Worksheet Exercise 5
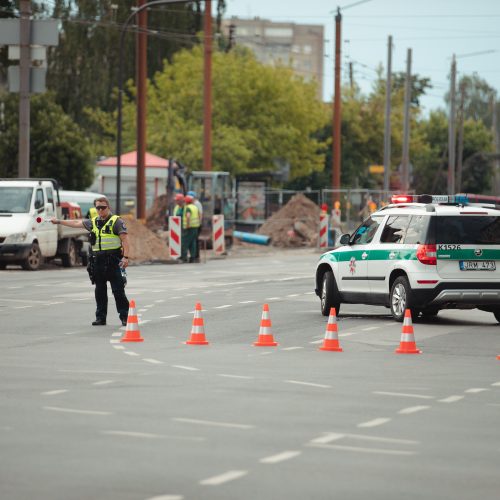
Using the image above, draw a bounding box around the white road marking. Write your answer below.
[124,351,140,356]
[239,300,256,304]
[14,305,33,309]
[304,292,315,295]
[93,380,115,386]
[265,297,281,301]
[281,346,304,351]
[7,286,22,289]
[161,315,180,319]
[465,388,489,393]
[491,381,500,386]
[285,380,331,389]
[41,389,68,396]
[173,418,254,429]
[155,299,165,303]
[171,365,199,371]
[139,308,148,312]
[113,345,126,350]
[312,443,417,456]
[260,351,273,355]
[215,305,232,309]
[46,301,64,305]
[171,296,182,299]
[339,332,362,337]
[101,430,204,442]
[357,418,391,428]
[309,339,323,344]
[362,326,379,331]
[438,395,464,403]
[143,358,164,365]
[63,331,79,335]
[139,320,151,325]
[398,405,430,415]
[145,495,183,500]
[112,332,122,337]
[110,339,121,344]
[43,406,112,416]
[309,433,419,445]
[200,470,248,486]
[373,391,434,400]
[217,374,254,380]
[286,294,300,298]
[260,451,301,464]
[310,433,345,444]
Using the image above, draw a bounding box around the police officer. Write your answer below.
[51,197,130,326]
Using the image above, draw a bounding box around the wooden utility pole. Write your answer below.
[136,0,148,219]
[448,54,457,195]
[456,81,466,193]
[492,92,500,196]
[332,8,342,199]
[203,0,212,171]
[401,48,411,192]
[383,35,392,192]
[19,0,31,178]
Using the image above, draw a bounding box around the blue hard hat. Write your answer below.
[187,190,197,198]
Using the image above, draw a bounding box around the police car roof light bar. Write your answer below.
[390,194,469,205]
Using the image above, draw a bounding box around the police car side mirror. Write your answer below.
[339,233,351,246]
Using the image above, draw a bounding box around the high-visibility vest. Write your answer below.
[88,206,98,219]
[183,204,200,228]
[91,215,122,252]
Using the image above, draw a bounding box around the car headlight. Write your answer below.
[4,232,28,244]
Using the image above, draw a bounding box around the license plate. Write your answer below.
[459,260,496,271]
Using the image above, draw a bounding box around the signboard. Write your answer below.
[8,66,46,93]
[237,181,266,222]
[0,19,59,46]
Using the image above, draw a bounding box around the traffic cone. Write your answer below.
[497,354,500,360]
[253,304,278,346]
[395,309,421,354]
[319,308,343,352]
[121,300,144,342]
[185,302,209,345]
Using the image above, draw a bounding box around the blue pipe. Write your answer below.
[233,231,271,245]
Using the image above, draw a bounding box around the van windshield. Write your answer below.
[434,216,500,245]
[0,187,33,213]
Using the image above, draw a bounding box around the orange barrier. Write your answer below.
[253,304,278,346]
[395,309,421,354]
[185,302,209,345]
[121,299,144,342]
[319,307,343,352]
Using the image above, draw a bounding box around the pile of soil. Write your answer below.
[146,194,168,231]
[123,216,170,263]
[257,193,320,247]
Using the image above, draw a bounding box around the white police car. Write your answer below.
[315,194,500,322]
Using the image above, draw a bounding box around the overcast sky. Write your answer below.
[224,0,500,113]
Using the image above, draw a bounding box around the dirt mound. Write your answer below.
[257,193,320,247]
[146,194,168,231]
[123,216,170,263]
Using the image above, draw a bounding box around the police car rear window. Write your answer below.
[434,216,500,245]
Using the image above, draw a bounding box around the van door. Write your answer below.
[33,188,51,255]
[44,186,58,255]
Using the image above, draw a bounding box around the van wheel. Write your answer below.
[390,276,416,322]
[22,243,42,270]
[62,240,78,267]
[320,271,341,316]
[494,311,500,324]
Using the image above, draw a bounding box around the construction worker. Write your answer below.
[329,201,343,246]
[183,194,201,263]
[188,190,203,261]
[50,197,130,326]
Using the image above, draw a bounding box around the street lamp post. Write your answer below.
[115,0,206,215]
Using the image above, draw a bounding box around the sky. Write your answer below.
[224,0,500,113]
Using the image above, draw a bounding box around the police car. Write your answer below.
[315,194,500,322]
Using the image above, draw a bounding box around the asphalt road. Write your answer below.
[1,249,499,500]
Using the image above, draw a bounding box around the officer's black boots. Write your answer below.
[92,319,106,326]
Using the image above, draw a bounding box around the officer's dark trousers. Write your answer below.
[93,253,129,321]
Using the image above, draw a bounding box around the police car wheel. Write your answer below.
[321,271,341,316]
[494,311,500,324]
[390,276,414,322]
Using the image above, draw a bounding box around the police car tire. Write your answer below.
[494,311,500,324]
[321,271,341,317]
[390,276,415,322]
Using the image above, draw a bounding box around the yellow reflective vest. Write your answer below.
[88,206,98,219]
[184,204,200,228]
[91,215,122,252]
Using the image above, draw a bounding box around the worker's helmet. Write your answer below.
[184,195,194,203]
[187,190,197,198]
[174,193,184,201]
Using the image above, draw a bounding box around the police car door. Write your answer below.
[338,216,383,297]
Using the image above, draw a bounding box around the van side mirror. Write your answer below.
[339,233,351,245]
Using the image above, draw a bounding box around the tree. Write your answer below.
[0,92,94,188]
[114,46,329,179]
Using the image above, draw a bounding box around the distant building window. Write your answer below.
[265,27,293,38]
[303,44,312,54]
[292,44,300,53]
[236,27,248,36]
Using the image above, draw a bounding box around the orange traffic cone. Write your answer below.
[121,300,144,342]
[319,308,343,352]
[185,302,209,345]
[395,309,421,354]
[497,354,500,360]
[253,304,278,346]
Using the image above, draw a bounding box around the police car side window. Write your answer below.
[351,216,381,245]
[404,215,431,244]
[380,216,408,244]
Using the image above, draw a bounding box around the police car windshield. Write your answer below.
[435,216,500,245]
[0,187,33,213]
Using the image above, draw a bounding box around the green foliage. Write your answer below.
[117,46,329,179]
[0,92,94,189]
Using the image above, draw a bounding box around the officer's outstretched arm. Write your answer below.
[51,218,85,228]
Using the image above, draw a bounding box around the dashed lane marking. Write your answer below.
[265,297,281,301]
[173,418,254,430]
[281,346,304,351]
[154,299,165,303]
[145,495,183,500]
[465,388,489,393]
[217,374,254,380]
[286,294,300,298]
[14,305,33,309]
[362,326,379,331]
[239,300,256,304]
[41,389,68,396]
[143,358,164,365]
[101,430,204,442]
[171,365,199,371]
[398,405,430,415]
[309,433,419,446]
[199,470,248,486]
[124,351,140,357]
[93,380,115,386]
[215,305,232,309]
[311,443,417,455]
[285,380,331,389]
[438,395,464,403]
[111,332,122,337]
[43,406,112,416]
[260,451,301,464]
[357,418,391,428]
[373,391,434,399]
[161,315,180,319]
[110,339,120,344]
[491,381,500,386]
[113,345,126,350]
